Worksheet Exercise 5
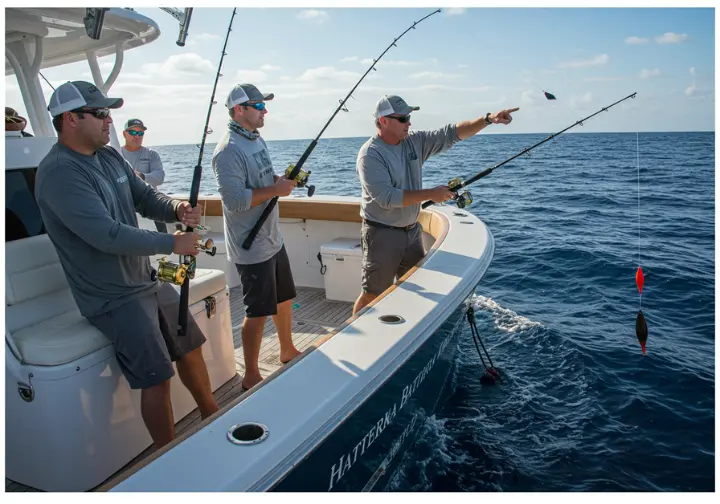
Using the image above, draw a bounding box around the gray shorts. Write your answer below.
[361,220,425,295]
[88,284,207,390]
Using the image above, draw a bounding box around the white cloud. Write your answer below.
[445,8,466,16]
[297,66,361,83]
[655,32,688,44]
[639,68,661,79]
[685,66,696,96]
[195,33,220,41]
[297,10,329,23]
[340,56,358,63]
[458,64,469,69]
[141,53,214,75]
[569,92,593,108]
[359,58,437,67]
[625,36,648,44]
[521,90,536,105]
[584,76,623,82]
[558,54,609,69]
[260,64,281,72]
[408,71,463,80]
[235,69,269,83]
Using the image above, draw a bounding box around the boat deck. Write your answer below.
[6,286,353,492]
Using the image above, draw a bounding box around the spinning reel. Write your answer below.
[285,164,315,197]
[448,178,473,209]
[150,236,217,286]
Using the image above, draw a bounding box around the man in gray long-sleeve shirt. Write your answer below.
[212,83,301,391]
[353,94,520,314]
[121,118,168,232]
[35,80,219,448]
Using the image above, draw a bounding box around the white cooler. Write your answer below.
[319,238,363,303]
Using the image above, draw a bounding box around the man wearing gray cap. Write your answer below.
[121,118,168,232]
[212,83,301,391]
[35,80,219,448]
[353,94,519,315]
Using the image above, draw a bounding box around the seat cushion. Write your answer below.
[12,308,112,366]
[5,234,69,305]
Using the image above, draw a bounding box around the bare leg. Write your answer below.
[176,347,219,419]
[140,380,175,448]
[272,299,301,364]
[353,292,378,316]
[241,315,266,389]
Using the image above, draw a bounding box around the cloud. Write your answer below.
[521,90,536,105]
[260,64,281,72]
[141,53,214,75]
[685,66,696,96]
[569,91,593,108]
[340,56,358,63]
[445,8,466,16]
[408,71,463,80]
[359,58,438,67]
[195,33,220,41]
[296,66,361,83]
[558,54,609,69]
[584,76,623,82]
[297,10,329,23]
[235,69,268,83]
[458,64,469,69]
[625,36,648,44]
[655,32,688,44]
[639,68,661,79]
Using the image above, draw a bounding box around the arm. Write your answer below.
[357,153,404,209]
[412,123,461,162]
[143,149,165,187]
[40,166,175,256]
[213,149,279,212]
[127,162,180,223]
[456,107,521,140]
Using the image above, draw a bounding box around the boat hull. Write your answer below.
[270,302,468,492]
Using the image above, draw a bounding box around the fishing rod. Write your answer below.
[241,8,442,250]
[150,9,237,337]
[421,92,638,210]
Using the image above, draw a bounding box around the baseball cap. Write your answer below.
[226,83,274,108]
[124,118,147,131]
[47,80,124,117]
[374,95,420,119]
[6,107,27,125]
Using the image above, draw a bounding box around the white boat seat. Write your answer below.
[6,234,227,367]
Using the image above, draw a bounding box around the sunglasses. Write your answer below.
[243,102,266,111]
[388,115,411,123]
[72,108,111,120]
[126,130,145,136]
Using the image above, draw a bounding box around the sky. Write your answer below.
[4,2,716,146]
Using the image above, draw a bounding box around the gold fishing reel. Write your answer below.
[285,164,316,197]
[447,178,473,209]
[150,237,216,285]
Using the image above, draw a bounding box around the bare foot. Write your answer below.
[242,372,263,391]
[280,347,302,365]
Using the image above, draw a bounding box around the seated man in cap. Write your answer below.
[212,83,301,391]
[353,94,520,315]
[121,118,168,232]
[35,80,219,448]
[5,107,33,136]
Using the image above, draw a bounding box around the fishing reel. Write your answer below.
[286,164,316,197]
[448,178,473,209]
[150,237,217,286]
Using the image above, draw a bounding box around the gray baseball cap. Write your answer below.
[124,118,147,130]
[47,80,123,117]
[374,95,420,119]
[226,83,274,108]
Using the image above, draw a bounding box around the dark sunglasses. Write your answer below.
[243,102,266,111]
[388,115,411,123]
[72,108,111,120]
[126,130,145,136]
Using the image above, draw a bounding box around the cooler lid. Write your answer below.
[320,238,363,258]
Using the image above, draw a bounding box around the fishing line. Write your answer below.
[635,131,648,355]
[39,71,55,90]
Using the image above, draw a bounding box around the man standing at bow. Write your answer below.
[353,94,519,315]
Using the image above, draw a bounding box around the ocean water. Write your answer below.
[153,131,715,492]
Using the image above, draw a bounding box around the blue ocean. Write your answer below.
[154,131,715,492]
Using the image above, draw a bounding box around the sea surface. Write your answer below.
[153,131,715,492]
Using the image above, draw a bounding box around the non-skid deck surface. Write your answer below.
[6,286,353,492]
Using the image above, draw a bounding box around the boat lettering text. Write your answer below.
[328,329,453,491]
